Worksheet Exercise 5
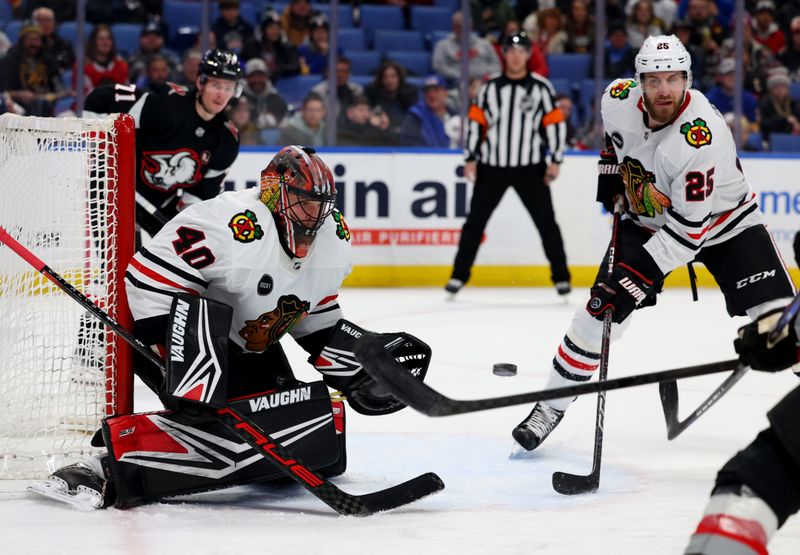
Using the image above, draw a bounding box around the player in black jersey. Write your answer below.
[84,48,243,237]
[685,306,800,555]
[73,50,243,388]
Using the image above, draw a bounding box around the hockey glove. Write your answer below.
[311,319,431,416]
[586,249,662,324]
[734,308,800,373]
[596,150,625,213]
[793,230,799,268]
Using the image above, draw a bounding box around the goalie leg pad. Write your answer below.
[102,381,346,508]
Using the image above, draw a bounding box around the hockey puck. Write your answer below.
[493,363,517,377]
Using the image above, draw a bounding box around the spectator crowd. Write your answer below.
[3,0,800,151]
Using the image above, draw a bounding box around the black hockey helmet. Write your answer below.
[502,32,531,51]
[199,48,244,96]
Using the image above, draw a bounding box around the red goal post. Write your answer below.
[0,113,135,479]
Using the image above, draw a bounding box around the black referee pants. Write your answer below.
[450,163,570,284]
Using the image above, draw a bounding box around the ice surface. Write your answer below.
[2,287,798,554]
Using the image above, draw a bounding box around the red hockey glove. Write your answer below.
[734,308,800,373]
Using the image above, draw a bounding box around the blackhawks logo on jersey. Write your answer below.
[609,79,637,100]
[239,294,311,351]
[680,118,712,148]
[619,156,671,218]
[228,210,263,243]
[332,209,350,241]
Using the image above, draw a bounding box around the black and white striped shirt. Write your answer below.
[465,73,566,168]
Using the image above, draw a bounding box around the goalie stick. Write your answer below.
[355,335,739,415]
[658,292,800,440]
[0,225,443,516]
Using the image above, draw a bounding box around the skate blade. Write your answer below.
[28,479,103,511]
[509,441,532,459]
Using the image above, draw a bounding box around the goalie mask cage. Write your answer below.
[0,114,134,479]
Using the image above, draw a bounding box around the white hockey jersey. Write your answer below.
[125,188,353,352]
[602,78,763,274]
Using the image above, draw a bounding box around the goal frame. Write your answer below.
[0,113,135,478]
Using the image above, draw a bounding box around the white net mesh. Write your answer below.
[0,114,131,479]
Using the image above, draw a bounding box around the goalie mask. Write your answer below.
[259,146,337,258]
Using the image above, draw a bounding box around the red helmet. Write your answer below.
[259,146,337,258]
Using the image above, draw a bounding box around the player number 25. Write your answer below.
[685,168,714,202]
[171,226,216,269]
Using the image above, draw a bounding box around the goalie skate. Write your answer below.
[512,403,565,451]
[28,462,110,511]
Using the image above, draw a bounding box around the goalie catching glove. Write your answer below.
[311,319,431,416]
[734,308,800,373]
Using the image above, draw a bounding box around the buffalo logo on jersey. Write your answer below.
[239,294,310,351]
[228,210,263,243]
[680,118,712,148]
[332,209,350,241]
[609,79,637,100]
[141,149,203,191]
[619,156,671,218]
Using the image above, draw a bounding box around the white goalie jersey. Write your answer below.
[125,188,353,352]
[601,78,764,274]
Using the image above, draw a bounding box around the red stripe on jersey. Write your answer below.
[687,194,756,240]
[695,514,768,555]
[130,258,200,295]
[557,345,599,371]
[317,294,338,307]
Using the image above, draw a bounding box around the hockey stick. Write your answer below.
[658,361,745,440]
[659,292,800,440]
[355,336,739,414]
[552,207,621,495]
[0,226,443,516]
[135,191,169,226]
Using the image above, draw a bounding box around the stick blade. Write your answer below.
[358,472,445,516]
[552,471,599,495]
[658,380,681,440]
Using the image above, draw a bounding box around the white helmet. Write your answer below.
[635,34,692,89]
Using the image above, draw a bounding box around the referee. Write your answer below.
[445,32,571,296]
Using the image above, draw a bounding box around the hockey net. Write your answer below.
[0,114,135,479]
